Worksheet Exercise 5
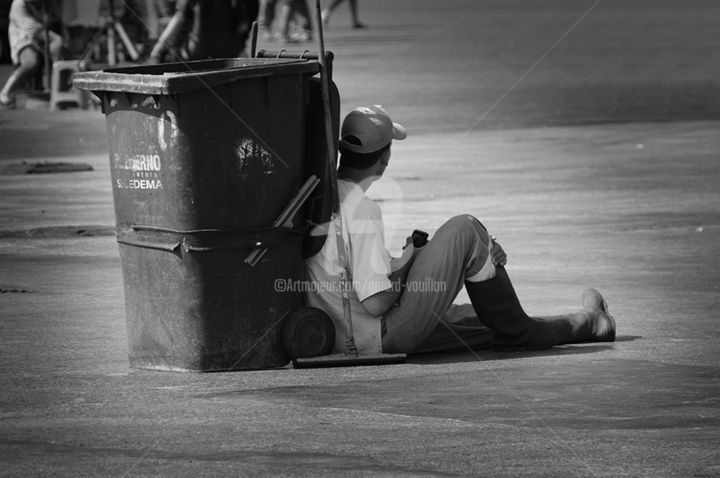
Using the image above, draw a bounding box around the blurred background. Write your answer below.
[1,0,718,140]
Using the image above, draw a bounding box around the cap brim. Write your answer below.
[393,122,407,141]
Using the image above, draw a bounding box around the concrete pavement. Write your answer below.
[1,0,719,476]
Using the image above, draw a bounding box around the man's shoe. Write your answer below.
[581,289,616,342]
[0,94,16,110]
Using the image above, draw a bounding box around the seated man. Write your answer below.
[305,105,616,355]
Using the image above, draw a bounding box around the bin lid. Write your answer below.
[73,58,320,95]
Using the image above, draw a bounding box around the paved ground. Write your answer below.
[1,0,719,476]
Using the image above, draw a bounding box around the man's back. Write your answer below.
[305,180,392,355]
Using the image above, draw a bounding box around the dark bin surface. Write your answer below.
[74,58,320,372]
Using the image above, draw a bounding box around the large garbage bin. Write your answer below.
[74,58,320,371]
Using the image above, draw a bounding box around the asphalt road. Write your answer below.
[1,0,719,476]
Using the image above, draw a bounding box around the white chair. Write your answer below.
[49,60,85,111]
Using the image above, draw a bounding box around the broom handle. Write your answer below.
[244,175,319,266]
[314,0,357,356]
[249,20,258,57]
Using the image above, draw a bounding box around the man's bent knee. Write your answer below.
[440,214,490,241]
[433,215,493,279]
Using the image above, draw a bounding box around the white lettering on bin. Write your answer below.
[113,153,164,190]
[116,179,163,190]
[114,153,162,172]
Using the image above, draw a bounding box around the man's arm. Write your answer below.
[360,238,419,317]
[360,289,400,317]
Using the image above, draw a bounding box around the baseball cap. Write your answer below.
[339,105,407,154]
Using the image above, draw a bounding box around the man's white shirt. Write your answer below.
[305,180,393,354]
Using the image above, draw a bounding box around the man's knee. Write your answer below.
[429,215,491,256]
[440,215,495,282]
[442,214,489,239]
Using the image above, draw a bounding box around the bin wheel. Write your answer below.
[281,307,335,359]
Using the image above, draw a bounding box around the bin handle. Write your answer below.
[116,224,305,254]
[117,236,182,253]
[128,224,300,236]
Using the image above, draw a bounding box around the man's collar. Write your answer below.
[338,177,373,193]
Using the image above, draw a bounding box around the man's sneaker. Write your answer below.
[581,288,616,342]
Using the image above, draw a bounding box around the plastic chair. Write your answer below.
[49,60,85,111]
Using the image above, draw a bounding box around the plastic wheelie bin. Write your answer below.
[74,58,320,371]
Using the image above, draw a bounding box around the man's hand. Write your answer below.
[390,239,418,281]
[491,236,507,267]
[363,235,425,317]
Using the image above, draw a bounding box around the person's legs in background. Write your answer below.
[321,0,364,28]
[274,0,313,43]
[257,0,277,41]
[347,0,364,28]
[290,0,312,41]
[274,0,295,42]
[0,46,41,108]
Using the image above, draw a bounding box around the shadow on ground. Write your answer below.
[408,341,636,365]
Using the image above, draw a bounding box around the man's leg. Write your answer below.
[382,214,615,354]
[412,304,494,354]
[382,215,496,354]
[465,266,616,348]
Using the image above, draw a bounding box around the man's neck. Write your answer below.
[338,167,377,192]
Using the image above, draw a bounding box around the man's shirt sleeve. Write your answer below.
[348,203,393,303]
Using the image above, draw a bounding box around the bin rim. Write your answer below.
[73,57,320,96]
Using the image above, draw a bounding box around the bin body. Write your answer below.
[74,59,319,371]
